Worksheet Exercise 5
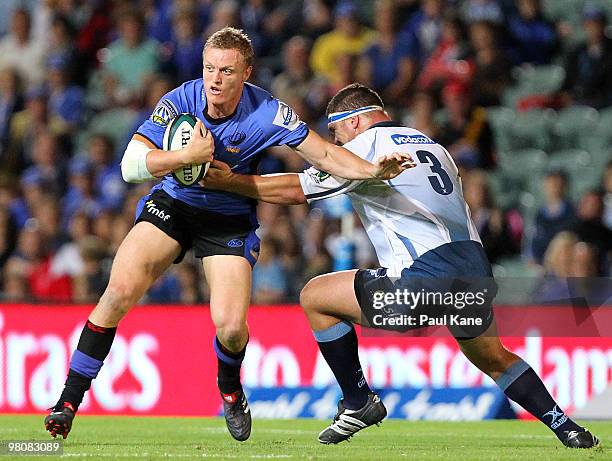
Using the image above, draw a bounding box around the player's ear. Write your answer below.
[243,65,252,81]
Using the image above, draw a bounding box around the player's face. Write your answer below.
[329,118,358,145]
[203,47,252,109]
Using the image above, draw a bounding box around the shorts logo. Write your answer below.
[272,101,301,131]
[150,99,178,127]
[308,170,330,184]
[391,134,434,145]
[145,200,171,221]
[227,239,244,248]
[544,405,568,429]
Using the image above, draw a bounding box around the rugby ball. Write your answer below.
[162,113,210,186]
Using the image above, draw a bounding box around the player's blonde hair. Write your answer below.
[204,27,254,68]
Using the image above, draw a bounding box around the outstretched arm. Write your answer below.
[202,160,307,205]
[293,130,410,181]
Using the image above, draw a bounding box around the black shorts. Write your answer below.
[134,189,260,265]
[354,242,497,340]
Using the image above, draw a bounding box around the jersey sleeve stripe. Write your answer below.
[135,132,161,149]
[304,180,354,200]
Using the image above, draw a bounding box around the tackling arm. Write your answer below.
[203,161,307,205]
[294,130,410,181]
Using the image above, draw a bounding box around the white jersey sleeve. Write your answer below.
[298,168,361,203]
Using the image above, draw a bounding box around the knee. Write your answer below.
[476,349,516,375]
[214,316,248,347]
[299,277,323,314]
[98,283,138,319]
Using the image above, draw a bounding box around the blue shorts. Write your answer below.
[354,241,496,339]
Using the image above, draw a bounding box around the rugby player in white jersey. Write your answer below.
[203,83,600,449]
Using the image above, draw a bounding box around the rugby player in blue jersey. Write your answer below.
[44,28,409,441]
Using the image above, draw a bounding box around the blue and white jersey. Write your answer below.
[299,122,482,277]
[136,79,309,215]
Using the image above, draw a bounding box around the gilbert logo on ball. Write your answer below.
[162,113,210,186]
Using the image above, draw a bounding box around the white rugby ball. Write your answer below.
[162,113,210,186]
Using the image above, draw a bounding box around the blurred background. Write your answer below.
[0,0,610,305]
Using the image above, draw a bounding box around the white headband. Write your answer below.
[327,105,384,126]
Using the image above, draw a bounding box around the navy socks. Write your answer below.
[58,321,116,410]
[496,359,582,439]
[314,321,370,410]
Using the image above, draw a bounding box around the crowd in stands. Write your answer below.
[0,0,610,304]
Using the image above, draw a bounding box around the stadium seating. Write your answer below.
[551,106,600,150]
[507,110,556,151]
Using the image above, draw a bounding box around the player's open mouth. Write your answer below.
[209,86,222,95]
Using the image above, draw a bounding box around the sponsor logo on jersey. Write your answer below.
[308,170,331,183]
[145,200,171,221]
[228,131,246,145]
[150,99,178,127]
[391,134,435,145]
[273,101,301,131]
[225,132,246,153]
[227,238,244,248]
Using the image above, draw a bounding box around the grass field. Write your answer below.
[3,415,611,460]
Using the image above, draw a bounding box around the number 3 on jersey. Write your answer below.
[416,150,454,195]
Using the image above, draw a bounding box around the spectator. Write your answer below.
[310,1,375,85]
[603,160,612,230]
[403,91,441,140]
[399,0,443,65]
[461,0,504,25]
[204,0,240,39]
[85,133,126,212]
[9,171,47,230]
[532,231,577,303]
[438,82,495,169]
[102,10,159,105]
[0,208,17,275]
[175,261,205,304]
[22,131,65,196]
[507,0,557,65]
[271,36,329,121]
[417,12,473,97]
[62,158,102,227]
[469,20,512,106]
[0,67,23,157]
[463,170,518,262]
[47,15,78,78]
[49,211,90,282]
[241,0,271,57]
[165,9,204,82]
[572,189,612,267]
[0,8,45,88]
[47,56,85,134]
[7,88,63,172]
[561,6,612,108]
[529,169,576,264]
[571,241,600,277]
[252,235,288,304]
[5,219,71,302]
[72,235,110,303]
[126,74,174,151]
[358,0,413,103]
[32,197,65,252]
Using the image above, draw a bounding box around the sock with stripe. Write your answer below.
[56,321,116,411]
[214,336,246,395]
[496,359,582,439]
[314,321,370,410]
